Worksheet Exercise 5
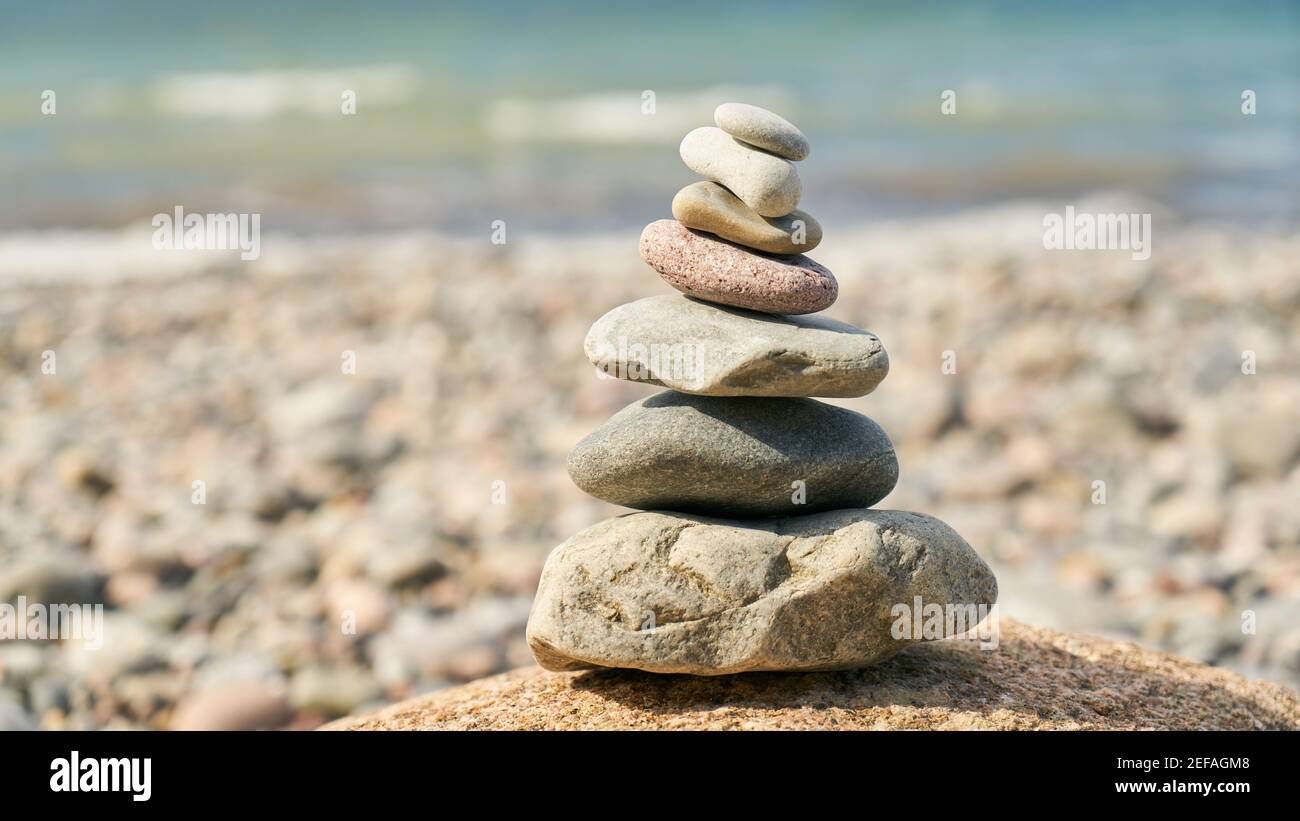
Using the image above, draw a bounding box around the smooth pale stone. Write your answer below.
[526,508,998,675]
[567,390,898,517]
[639,219,836,315]
[679,126,801,217]
[170,681,292,730]
[714,102,810,161]
[584,295,888,397]
[672,181,822,254]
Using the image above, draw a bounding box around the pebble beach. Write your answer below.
[1,193,1297,729]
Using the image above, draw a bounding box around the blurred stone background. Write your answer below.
[1,197,1297,729]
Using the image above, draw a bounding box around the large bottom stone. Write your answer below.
[526,509,998,675]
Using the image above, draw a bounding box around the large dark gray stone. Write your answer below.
[567,391,898,517]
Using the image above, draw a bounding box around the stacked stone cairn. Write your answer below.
[526,103,998,675]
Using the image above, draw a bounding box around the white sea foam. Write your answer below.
[150,64,418,120]
[484,86,791,145]
[0,224,457,286]
[0,225,241,285]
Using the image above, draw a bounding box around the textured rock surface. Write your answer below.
[714,102,810,161]
[672,182,822,254]
[639,219,836,315]
[584,295,888,397]
[325,618,1300,730]
[526,509,996,674]
[568,391,898,516]
[679,126,802,216]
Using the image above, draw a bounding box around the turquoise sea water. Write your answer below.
[2,1,1297,231]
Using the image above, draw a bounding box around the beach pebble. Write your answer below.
[679,127,801,216]
[365,547,446,589]
[672,181,822,254]
[0,643,46,683]
[170,680,291,730]
[445,645,502,681]
[368,599,532,685]
[0,697,38,732]
[106,570,159,607]
[584,295,888,397]
[28,679,71,718]
[639,219,836,315]
[289,666,382,718]
[325,578,393,636]
[714,102,809,161]
[64,613,166,681]
[54,448,116,497]
[527,509,997,674]
[567,391,898,517]
[0,554,102,606]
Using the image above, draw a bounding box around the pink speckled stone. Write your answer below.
[639,220,837,315]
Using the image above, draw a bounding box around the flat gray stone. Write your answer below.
[584,295,888,397]
[567,391,897,516]
[526,508,999,674]
[714,102,810,161]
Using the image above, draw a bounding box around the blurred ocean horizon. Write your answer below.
[2,0,1299,234]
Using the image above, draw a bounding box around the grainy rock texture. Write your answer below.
[526,509,997,674]
[679,126,802,216]
[567,391,898,516]
[639,219,836,314]
[325,618,1300,730]
[584,295,888,397]
[714,102,811,161]
[672,181,822,254]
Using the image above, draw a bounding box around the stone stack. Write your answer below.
[526,103,997,675]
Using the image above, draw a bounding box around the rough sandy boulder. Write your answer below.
[325,618,1299,730]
